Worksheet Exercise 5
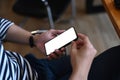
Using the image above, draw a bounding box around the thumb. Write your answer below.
[71,41,77,51]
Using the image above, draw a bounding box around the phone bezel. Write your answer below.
[45,27,78,55]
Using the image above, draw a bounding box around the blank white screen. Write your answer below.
[45,27,77,55]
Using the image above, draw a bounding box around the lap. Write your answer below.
[25,45,120,80]
[25,54,72,80]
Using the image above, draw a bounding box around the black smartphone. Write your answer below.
[45,27,78,55]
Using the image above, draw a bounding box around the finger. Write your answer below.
[48,53,58,59]
[77,33,90,44]
[77,33,94,48]
[71,41,77,49]
[54,50,60,56]
[52,30,65,36]
[54,49,65,57]
[70,41,77,56]
[77,33,87,40]
[76,40,84,49]
[60,48,65,52]
[56,30,65,34]
[47,56,52,60]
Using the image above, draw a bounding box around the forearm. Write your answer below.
[69,33,97,80]
[69,57,94,80]
[5,24,31,44]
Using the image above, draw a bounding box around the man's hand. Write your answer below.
[33,29,65,58]
[69,33,97,80]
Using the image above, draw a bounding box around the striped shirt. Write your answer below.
[0,18,38,80]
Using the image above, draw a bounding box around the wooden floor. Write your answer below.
[0,0,120,58]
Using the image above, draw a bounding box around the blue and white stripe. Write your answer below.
[0,18,38,80]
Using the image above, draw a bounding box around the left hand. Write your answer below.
[33,29,65,56]
[47,48,65,60]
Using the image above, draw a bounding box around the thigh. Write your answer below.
[88,45,120,80]
[25,54,72,80]
[25,54,54,80]
[47,56,72,79]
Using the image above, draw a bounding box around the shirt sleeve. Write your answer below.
[0,17,14,40]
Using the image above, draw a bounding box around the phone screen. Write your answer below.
[45,27,78,55]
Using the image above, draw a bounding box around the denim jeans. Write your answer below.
[25,54,72,80]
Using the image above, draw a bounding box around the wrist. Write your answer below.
[29,35,35,48]
[70,71,87,80]
[29,30,43,48]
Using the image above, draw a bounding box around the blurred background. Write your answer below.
[0,0,120,58]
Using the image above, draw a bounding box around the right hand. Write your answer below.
[70,33,97,72]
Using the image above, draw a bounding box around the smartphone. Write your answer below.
[45,27,78,55]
